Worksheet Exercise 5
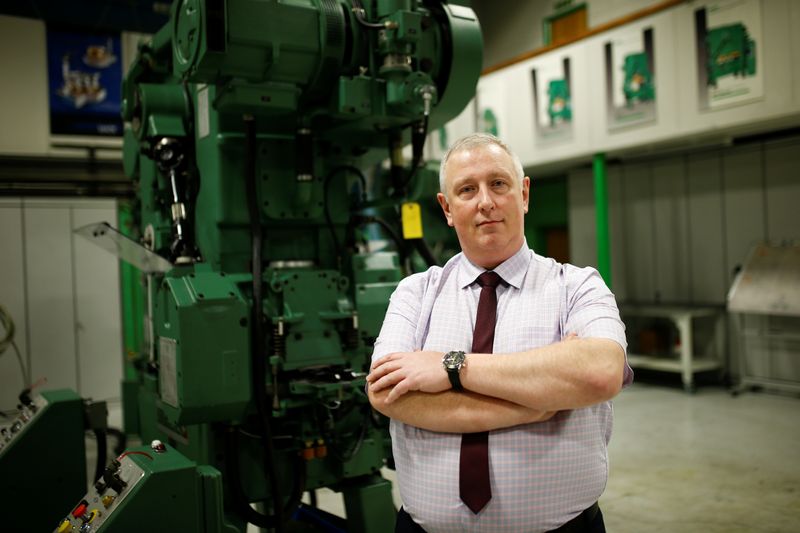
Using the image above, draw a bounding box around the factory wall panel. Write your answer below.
[566,166,629,300]
[686,151,727,304]
[23,204,78,393]
[567,169,597,271]
[764,140,800,244]
[0,198,121,409]
[0,201,29,409]
[654,158,692,303]
[621,164,656,302]
[568,137,800,309]
[607,166,628,301]
[722,145,766,286]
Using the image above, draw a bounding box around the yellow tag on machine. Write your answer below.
[401,202,424,239]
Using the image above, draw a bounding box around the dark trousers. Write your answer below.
[395,504,606,533]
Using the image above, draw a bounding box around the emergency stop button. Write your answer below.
[72,500,88,518]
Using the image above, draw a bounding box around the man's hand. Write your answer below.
[367,351,448,403]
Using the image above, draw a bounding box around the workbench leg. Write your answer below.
[678,316,695,393]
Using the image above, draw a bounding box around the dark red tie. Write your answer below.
[460,271,503,514]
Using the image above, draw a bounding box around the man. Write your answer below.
[367,133,632,532]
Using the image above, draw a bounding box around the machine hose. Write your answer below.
[351,0,385,29]
[243,115,286,531]
[224,426,307,529]
[0,304,30,388]
[413,237,438,267]
[92,428,107,483]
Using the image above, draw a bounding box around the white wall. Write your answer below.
[0,198,122,409]
[473,0,665,70]
[475,0,800,173]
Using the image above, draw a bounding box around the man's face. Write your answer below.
[437,144,530,269]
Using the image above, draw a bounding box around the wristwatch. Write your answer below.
[442,350,466,391]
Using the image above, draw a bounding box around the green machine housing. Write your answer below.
[115,0,482,531]
[0,389,86,533]
[53,442,227,533]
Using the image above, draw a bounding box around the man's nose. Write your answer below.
[477,186,495,210]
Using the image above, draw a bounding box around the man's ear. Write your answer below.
[522,176,531,214]
[436,192,454,227]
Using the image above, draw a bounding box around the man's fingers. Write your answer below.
[386,380,411,404]
[369,370,405,392]
[367,361,400,382]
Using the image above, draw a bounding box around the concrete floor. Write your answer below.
[85,382,799,532]
[603,384,799,533]
[288,383,800,532]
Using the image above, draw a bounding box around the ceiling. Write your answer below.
[1,0,171,34]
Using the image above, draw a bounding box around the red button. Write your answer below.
[72,502,88,518]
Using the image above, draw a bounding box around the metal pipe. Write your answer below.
[593,152,612,288]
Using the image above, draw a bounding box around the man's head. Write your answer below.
[437,133,530,270]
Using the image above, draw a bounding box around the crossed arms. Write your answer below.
[367,337,625,433]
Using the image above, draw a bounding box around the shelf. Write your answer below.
[620,304,727,392]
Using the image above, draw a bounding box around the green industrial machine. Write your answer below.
[54,442,227,533]
[67,1,482,532]
[547,78,571,125]
[622,52,654,107]
[706,23,756,87]
[0,389,87,533]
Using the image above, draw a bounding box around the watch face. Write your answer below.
[443,351,465,369]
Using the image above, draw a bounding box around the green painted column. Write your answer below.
[593,153,612,288]
[117,199,145,435]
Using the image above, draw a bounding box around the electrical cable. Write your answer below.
[92,428,108,483]
[0,305,30,387]
[244,115,287,532]
[353,215,408,266]
[400,114,430,192]
[106,427,128,457]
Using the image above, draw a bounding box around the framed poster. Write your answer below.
[531,55,573,144]
[695,0,763,110]
[46,28,123,137]
[604,26,656,130]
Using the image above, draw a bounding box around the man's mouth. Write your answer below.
[477,220,501,227]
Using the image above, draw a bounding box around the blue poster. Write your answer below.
[46,29,123,136]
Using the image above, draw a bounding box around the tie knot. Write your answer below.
[476,271,503,289]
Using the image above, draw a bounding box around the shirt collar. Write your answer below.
[457,241,531,290]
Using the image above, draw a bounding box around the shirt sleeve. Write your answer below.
[371,271,429,364]
[563,264,633,386]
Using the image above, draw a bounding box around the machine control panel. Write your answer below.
[53,454,145,532]
[0,394,48,455]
